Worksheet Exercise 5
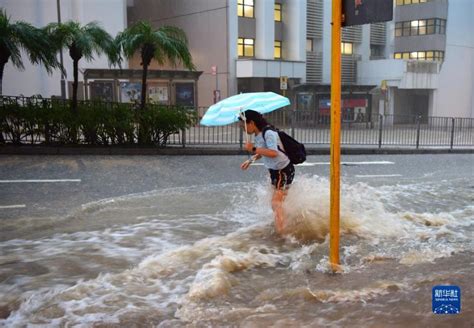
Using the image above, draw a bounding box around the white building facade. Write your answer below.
[357,0,474,119]
[0,0,127,99]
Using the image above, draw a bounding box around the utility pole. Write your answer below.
[329,0,342,272]
[328,0,393,272]
[57,0,66,99]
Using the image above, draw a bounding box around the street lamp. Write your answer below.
[57,0,66,99]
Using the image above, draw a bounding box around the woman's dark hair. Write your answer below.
[239,109,270,131]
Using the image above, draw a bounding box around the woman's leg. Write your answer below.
[272,188,287,234]
[269,165,293,235]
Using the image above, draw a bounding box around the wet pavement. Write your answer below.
[1,153,472,222]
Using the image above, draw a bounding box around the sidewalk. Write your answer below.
[1,144,473,156]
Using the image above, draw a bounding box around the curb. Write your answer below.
[0,145,473,156]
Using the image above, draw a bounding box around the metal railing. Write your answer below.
[1,96,473,149]
[168,109,473,149]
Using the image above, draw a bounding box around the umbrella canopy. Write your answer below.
[200,92,290,126]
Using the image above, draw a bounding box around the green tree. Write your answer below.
[116,21,195,110]
[0,9,59,95]
[46,21,119,113]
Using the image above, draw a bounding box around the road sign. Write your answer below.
[280,76,288,90]
[342,0,393,27]
[211,65,217,76]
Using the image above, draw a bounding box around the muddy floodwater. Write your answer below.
[0,156,473,327]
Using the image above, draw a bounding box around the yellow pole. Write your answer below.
[329,0,341,271]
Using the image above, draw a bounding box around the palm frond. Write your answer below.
[152,26,195,70]
[47,20,117,66]
[0,10,60,73]
[116,21,195,70]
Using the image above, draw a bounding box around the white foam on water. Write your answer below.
[282,175,413,241]
[186,246,283,300]
[1,224,274,326]
[278,176,473,268]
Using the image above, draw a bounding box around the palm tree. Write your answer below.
[45,21,119,113]
[0,9,59,95]
[116,21,195,110]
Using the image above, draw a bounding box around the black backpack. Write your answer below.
[262,126,306,165]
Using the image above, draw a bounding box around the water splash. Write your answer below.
[1,175,472,326]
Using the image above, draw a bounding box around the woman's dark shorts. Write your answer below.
[268,163,295,190]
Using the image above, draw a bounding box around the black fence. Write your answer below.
[168,107,473,149]
[1,96,473,149]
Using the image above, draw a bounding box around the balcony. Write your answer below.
[358,59,441,89]
[236,59,305,79]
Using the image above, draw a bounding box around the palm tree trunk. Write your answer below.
[140,44,154,111]
[72,59,79,114]
[137,63,149,144]
[0,60,6,96]
[140,63,148,111]
[138,45,154,143]
[0,61,6,143]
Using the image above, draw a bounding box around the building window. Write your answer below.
[238,37,254,57]
[306,39,313,52]
[238,0,254,18]
[341,42,353,55]
[370,45,384,58]
[395,19,447,36]
[396,0,429,5]
[395,23,403,37]
[274,3,282,22]
[403,22,410,36]
[274,40,282,59]
[394,50,444,61]
[438,19,446,34]
[412,51,425,60]
[426,19,436,34]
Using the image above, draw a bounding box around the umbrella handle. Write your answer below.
[240,110,249,144]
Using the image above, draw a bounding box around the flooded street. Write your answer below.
[0,154,473,327]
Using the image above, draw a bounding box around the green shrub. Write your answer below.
[0,96,197,146]
[138,105,196,146]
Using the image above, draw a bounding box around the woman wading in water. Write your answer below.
[239,110,295,235]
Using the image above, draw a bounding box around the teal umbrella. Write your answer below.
[200,92,290,126]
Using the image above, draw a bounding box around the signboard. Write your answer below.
[90,81,115,102]
[175,83,195,106]
[119,82,141,103]
[148,83,169,104]
[342,0,393,27]
[280,76,288,90]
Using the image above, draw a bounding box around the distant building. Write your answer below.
[128,0,473,119]
[127,0,306,117]
[357,0,473,119]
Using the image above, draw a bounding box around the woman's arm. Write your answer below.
[254,147,278,158]
[245,141,278,158]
